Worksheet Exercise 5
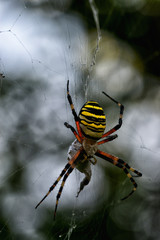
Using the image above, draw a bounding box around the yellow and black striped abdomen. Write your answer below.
[79,101,106,140]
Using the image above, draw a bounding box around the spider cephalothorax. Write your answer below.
[35,80,142,219]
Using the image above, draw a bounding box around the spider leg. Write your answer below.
[114,156,142,177]
[95,150,142,199]
[101,92,124,138]
[67,80,83,139]
[35,147,83,209]
[98,134,118,145]
[35,162,71,209]
[54,148,86,219]
[54,166,74,220]
[88,156,97,165]
[96,149,142,177]
[64,122,81,143]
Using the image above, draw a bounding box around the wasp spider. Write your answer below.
[35,80,142,219]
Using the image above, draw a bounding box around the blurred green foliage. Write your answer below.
[0,0,160,240]
[71,0,160,77]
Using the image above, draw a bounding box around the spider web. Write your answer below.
[0,1,103,239]
[0,0,160,240]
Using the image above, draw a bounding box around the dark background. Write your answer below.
[0,0,160,239]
